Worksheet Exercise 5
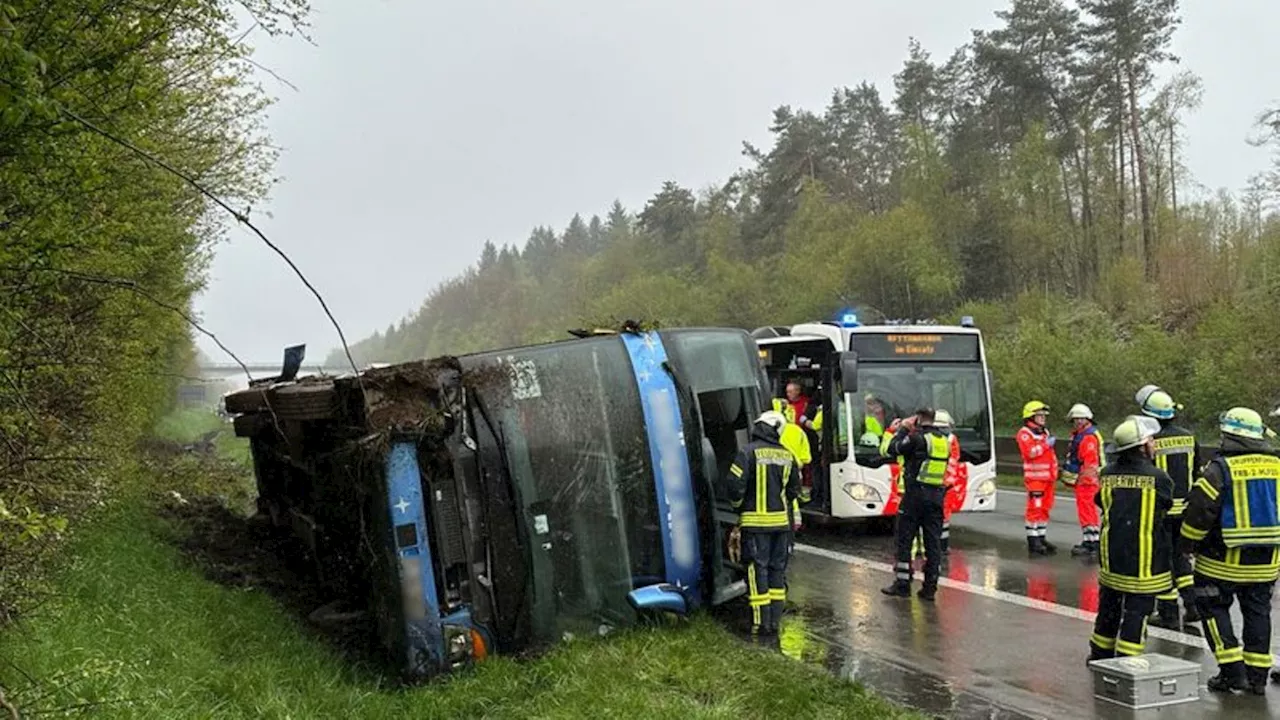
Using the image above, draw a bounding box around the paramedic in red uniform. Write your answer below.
[1061,403,1104,558]
[775,381,815,500]
[1018,401,1059,556]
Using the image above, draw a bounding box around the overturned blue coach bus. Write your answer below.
[224,326,768,679]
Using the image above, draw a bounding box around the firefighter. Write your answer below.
[1060,404,1105,558]
[935,409,965,555]
[1179,407,1280,695]
[1136,386,1201,628]
[1088,415,1173,661]
[1017,401,1060,556]
[880,407,949,602]
[726,410,801,640]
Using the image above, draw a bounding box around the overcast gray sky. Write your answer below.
[193,0,1280,364]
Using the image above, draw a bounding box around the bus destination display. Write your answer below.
[851,333,980,362]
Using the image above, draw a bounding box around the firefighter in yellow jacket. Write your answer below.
[1088,415,1174,662]
[727,411,801,639]
[1180,407,1280,695]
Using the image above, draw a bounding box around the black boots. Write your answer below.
[1070,540,1099,557]
[881,581,911,598]
[1207,670,1246,693]
[1028,537,1058,556]
[917,585,937,602]
[1151,601,1182,630]
[1207,664,1266,695]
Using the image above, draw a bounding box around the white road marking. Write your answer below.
[792,542,1206,649]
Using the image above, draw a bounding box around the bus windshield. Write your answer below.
[850,363,991,463]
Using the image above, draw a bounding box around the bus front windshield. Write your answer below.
[850,363,991,463]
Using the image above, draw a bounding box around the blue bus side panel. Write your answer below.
[385,441,444,674]
[621,331,703,605]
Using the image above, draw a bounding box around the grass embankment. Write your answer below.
[0,409,918,719]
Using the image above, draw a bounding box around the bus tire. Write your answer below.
[271,383,336,421]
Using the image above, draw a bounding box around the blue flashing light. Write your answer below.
[838,311,860,328]
[960,315,975,328]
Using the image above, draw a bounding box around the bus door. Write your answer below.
[755,338,843,511]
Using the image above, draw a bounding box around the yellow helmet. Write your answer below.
[1022,400,1049,419]
[1219,407,1266,440]
[1113,415,1161,451]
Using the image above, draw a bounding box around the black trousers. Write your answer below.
[894,485,945,589]
[1193,575,1275,683]
[742,528,791,633]
[1090,586,1156,659]
[1157,516,1195,607]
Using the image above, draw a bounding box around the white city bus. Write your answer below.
[753,314,998,525]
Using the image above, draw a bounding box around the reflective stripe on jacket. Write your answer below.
[1152,424,1197,517]
[887,425,951,489]
[728,434,800,529]
[1096,454,1174,594]
[1017,423,1058,489]
[1180,441,1280,584]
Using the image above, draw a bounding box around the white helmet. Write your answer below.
[1136,384,1179,420]
[1135,385,1161,407]
[1114,415,1161,451]
[934,409,954,429]
[1067,403,1093,420]
[755,410,787,432]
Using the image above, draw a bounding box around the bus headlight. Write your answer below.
[976,479,997,496]
[444,625,488,667]
[842,483,882,502]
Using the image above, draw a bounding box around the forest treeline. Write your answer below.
[334,0,1280,433]
[0,0,307,621]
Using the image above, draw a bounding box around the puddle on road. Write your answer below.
[714,603,1037,719]
[799,522,1112,615]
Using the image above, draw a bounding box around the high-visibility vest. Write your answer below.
[1217,454,1280,548]
[916,431,951,487]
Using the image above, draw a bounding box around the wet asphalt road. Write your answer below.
[780,489,1280,719]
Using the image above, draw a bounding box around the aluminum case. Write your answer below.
[1089,654,1202,710]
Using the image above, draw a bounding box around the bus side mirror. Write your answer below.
[627,583,689,616]
[839,352,859,392]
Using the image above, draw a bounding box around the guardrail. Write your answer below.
[994,435,1218,476]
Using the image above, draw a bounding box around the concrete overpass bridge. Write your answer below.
[194,362,353,381]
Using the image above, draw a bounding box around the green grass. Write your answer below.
[0,499,918,719]
[996,473,1024,490]
[152,406,250,466]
